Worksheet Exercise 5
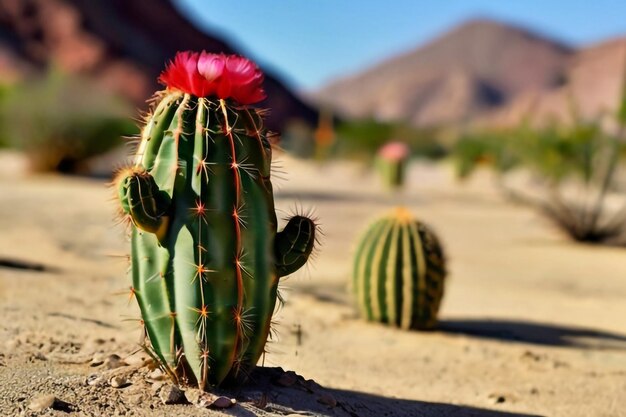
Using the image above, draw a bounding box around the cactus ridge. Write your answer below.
[353,208,446,330]
[116,92,316,388]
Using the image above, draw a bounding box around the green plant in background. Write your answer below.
[452,108,626,244]
[334,118,447,162]
[352,207,446,330]
[453,130,520,179]
[375,141,410,189]
[115,51,317,389]
[0,69,136,172]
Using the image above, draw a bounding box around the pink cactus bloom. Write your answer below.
[159,51,266,104]
[378,141,410,161]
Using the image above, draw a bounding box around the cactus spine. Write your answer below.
[352,208,446,330]
[116,92,316,389]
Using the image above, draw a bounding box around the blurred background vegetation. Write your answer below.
[0,0,625,245]
[0,69,136,173]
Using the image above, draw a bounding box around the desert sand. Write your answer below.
[0,153,625,417]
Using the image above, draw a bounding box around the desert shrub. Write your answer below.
[453,120,626,245]
[0,69,137,172]
[334,118,447,161]
[453,131,520,179]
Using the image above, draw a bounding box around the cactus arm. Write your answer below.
[274,215,317,278]
[117,170,171,241]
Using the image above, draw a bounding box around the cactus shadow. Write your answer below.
[438,319,626,350]
[235,367,541,417]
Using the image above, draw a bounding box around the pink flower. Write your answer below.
[378,141,410,161]
[159,51,266,104]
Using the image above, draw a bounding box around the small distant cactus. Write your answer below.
[115,51,317,389]
[375,141,410,189]
[352,208,446,330]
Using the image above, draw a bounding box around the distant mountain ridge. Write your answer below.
[0,0,317,131]
[317,18,624,128]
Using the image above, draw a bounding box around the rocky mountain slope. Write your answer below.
[0,0,317,131]
[316,19,573,127]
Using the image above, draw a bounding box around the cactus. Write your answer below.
[352,208,446,330]
[114,52,317,389]
[375,141,410,189]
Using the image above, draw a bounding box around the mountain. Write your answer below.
[481,37,626,128]
[316,19,574,127]
[0,0,317,131]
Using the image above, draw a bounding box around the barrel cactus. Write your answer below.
[114,51,317,389]
[352,208,446,330]
[375,141,410,189]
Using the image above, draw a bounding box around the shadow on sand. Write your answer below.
[439,319,626,350]
[229,367,541,417]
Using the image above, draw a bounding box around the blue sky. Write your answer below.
[175,1,626,91]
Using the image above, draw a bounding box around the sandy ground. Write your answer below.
[0,153,625,417]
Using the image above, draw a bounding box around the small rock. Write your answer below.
[103,354,127,370]
[274,370,298,387]
[90,354,105,367]
[317,392,337,407]
[33,352,47,361]
[110,376,130,388]
[159,384,186,405]
[28,394,56,412]
[196,392,236,409]
[86,374,104,386]
[184,388,202,405]
[303,379,322,392]
[148,368,167,381]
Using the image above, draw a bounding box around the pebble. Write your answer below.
[90,354,105,367]
[110,376,130,388]
[184,388,202,404]
[317,392,337,407]
[148,368,168,381]
[200,394,236,409]
[274,371,298,387]
[86,374,104,386]
[159,384,186,404]
[103,354,127,370]
[27,394,56,412]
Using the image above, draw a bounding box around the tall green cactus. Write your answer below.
[352,208,446,330]
[115,53,316,389]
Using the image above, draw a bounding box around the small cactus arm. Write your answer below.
[352,207,446,330]
[115,94,316,389]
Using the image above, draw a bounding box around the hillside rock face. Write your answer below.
[484,38,626,129]
[0,0,317,131]
[317,19,574,127]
